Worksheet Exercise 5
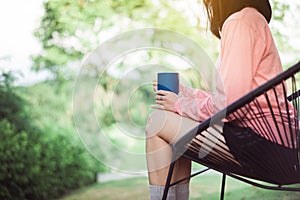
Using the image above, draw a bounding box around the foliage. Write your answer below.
[270,1,300,66]
[33,0,300,76]
[0,72,31,133]
[0,119,98,200]
[33,0,149,74]
[0,120,37,200]
[33,0,215,76]
[0,73,103,199]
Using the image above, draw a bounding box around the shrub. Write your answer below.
[0,73,100,199]
[0,119,99,200]
[0,120,38,199]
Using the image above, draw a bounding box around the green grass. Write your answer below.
[59,172,300,200]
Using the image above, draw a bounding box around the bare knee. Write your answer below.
[145,110,167,139]
[145,110,185,143]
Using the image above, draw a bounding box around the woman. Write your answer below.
[146,0,291,199]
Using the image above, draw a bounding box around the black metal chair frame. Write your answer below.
[162,61,300,200]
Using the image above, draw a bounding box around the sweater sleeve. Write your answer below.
[179,84,213,99]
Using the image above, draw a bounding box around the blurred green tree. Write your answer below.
[33,0,213,77]
[33,0,298,76]
[0,71,102,199]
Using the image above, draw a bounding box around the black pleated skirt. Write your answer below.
[223,123,300,185]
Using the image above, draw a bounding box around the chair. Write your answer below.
[162,61,300,200]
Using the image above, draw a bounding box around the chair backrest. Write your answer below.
[173,61,300,185]
[223,62,300,184]
[225,66,300,149]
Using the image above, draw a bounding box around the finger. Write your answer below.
[156,90,171,96]
[153,80,158,92]
[156,100,164,104]
[156,95,164,101]
[150,104,164,110]
[152,80,157,87]
[155,99,166,107]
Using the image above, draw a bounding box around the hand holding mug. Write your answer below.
[155,90,178,112]
[152,72,179,111]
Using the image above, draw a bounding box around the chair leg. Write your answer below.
[220,173,226,200]
[162,161,176,200]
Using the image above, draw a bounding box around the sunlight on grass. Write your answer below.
[59,171,300,200]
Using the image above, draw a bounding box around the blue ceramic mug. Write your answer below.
[157,72,179,94]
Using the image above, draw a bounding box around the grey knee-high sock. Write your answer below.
[149,185,176,200]
[176,183,190,200]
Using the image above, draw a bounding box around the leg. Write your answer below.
[145,110,240,200]
[146,110,198,200]
[146,110,198,185]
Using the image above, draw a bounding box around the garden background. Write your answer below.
[1,0,300,199]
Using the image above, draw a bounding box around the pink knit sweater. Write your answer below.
[173,7,295,147]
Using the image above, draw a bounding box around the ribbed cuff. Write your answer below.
[174,100,182,115]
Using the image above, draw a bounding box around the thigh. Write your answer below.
[146,110,199,143]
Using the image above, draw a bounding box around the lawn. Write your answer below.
[59,170,300,200]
